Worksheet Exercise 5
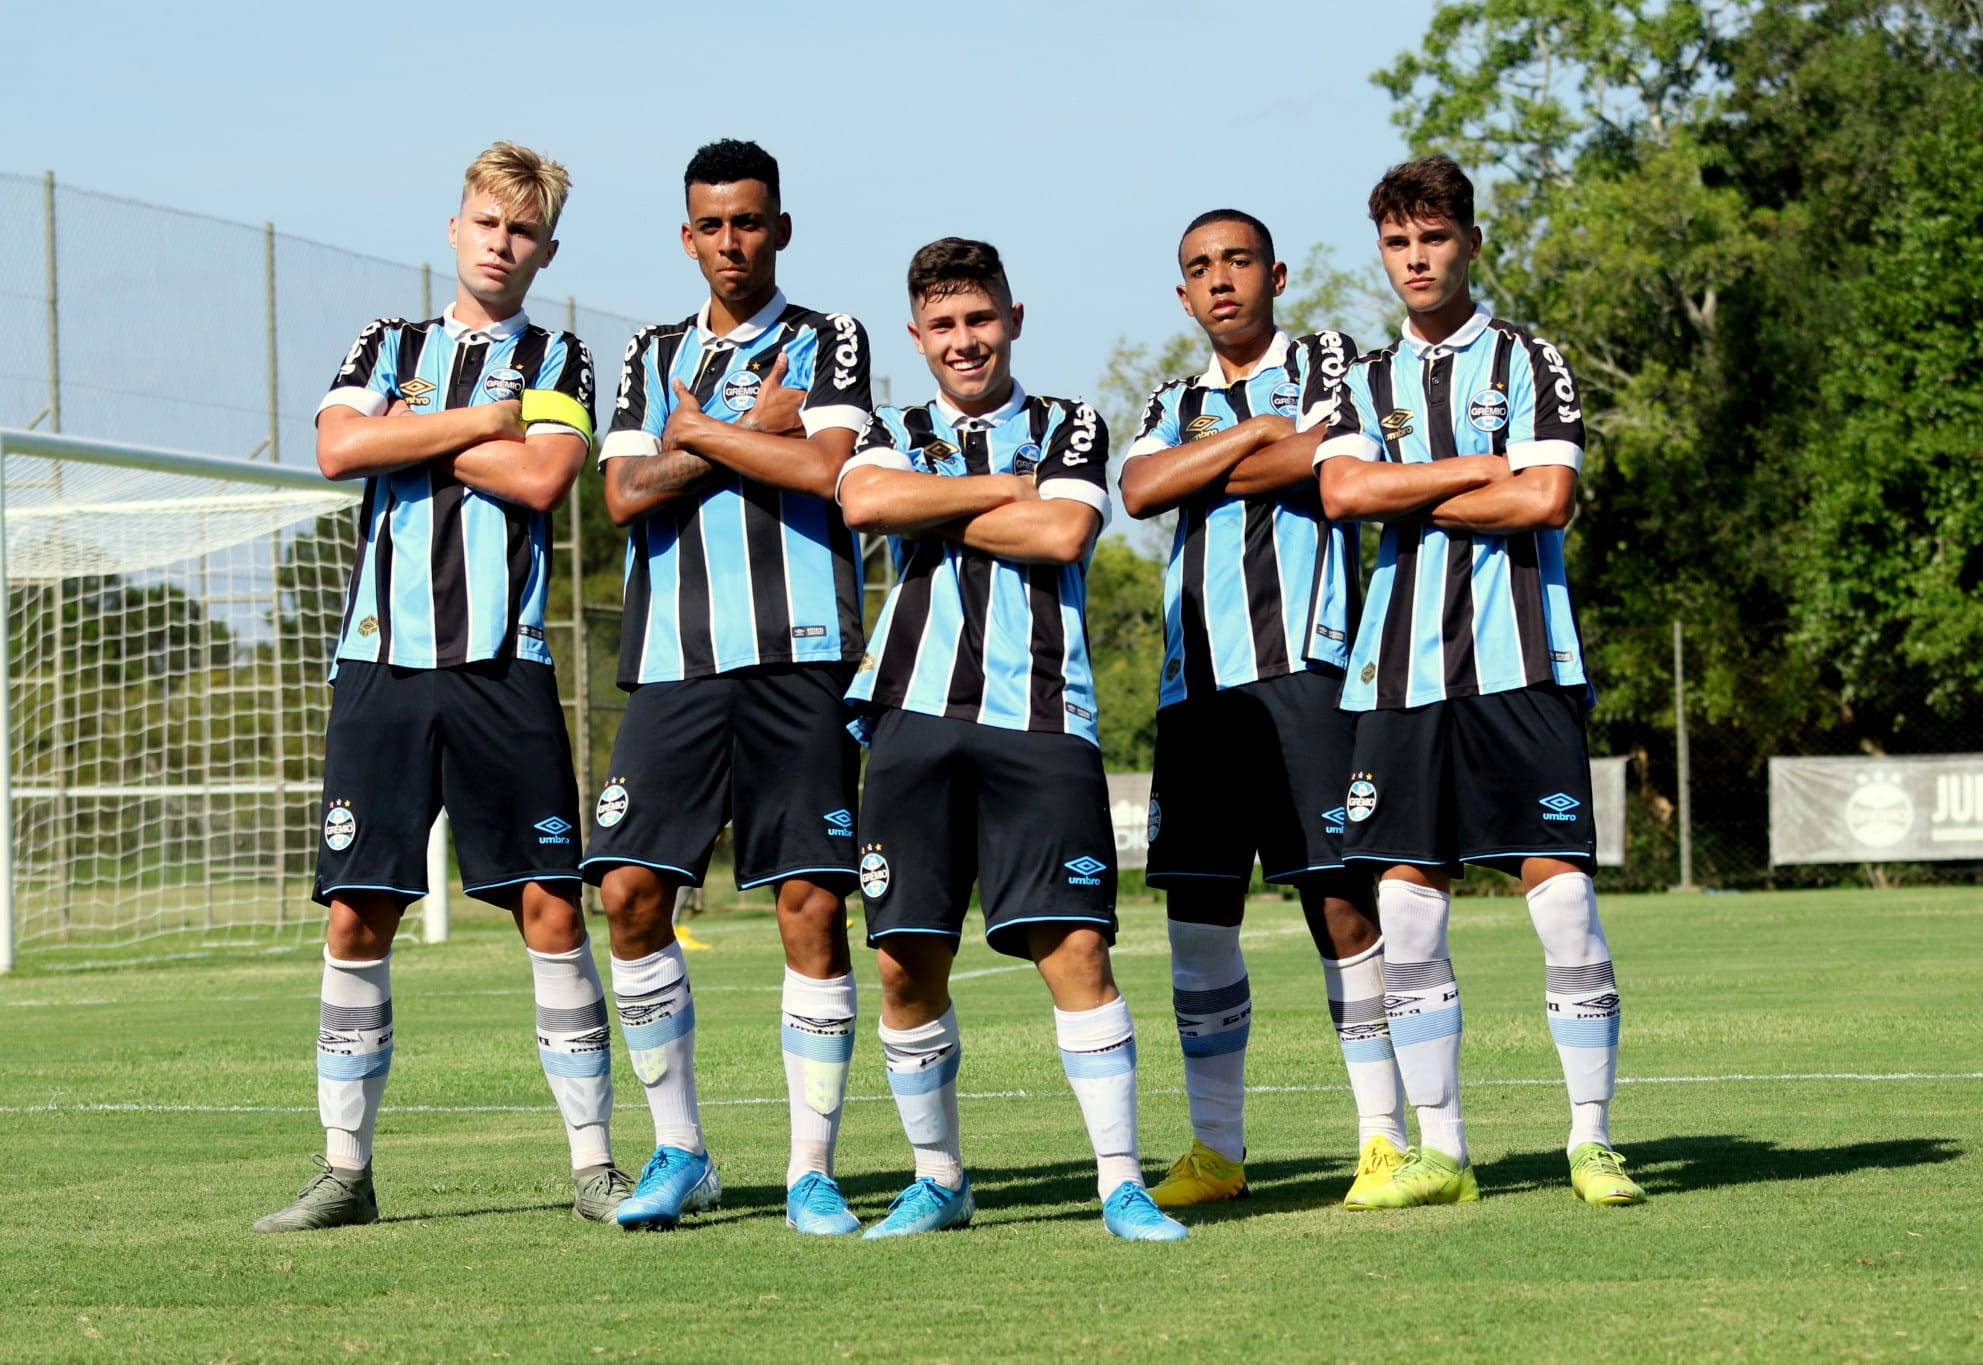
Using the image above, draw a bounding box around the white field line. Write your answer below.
[4,1072,1979,1118]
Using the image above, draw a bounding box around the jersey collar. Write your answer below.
[1195,329,1292,387]
[696,288,788,346]
[1399,302,1491,358]
[933,380,1028,432]
[442,304,528,342]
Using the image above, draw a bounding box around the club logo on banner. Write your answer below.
[1770,754,1983,864]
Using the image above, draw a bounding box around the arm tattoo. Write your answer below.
[616,449,717,498]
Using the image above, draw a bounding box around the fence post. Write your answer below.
[44,172,61,434]
[1674,619,1696,890]
[563,297,592,826]
[0,436,14,971]
[420,263,431,320]
[264,223,280,463]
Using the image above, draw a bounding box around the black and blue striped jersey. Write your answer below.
[1123,329,1361,709]
[1308,304,1587,711]
[317,306,593,671]
[600,290,872,685]
[840,385,1111,745]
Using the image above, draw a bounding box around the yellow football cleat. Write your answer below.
[1569,1143,1646,1206]
[1148,1139,1248,1207]
[1343,1134,1407,1209]
[675,927,713,952]
[1348,1144,1480,1208]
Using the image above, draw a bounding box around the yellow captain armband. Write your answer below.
[519,388,595,452]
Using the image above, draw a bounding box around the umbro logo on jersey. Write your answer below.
[1184,414,1223,440]
[923,439,958,463]
[400,376,436,408]
[534,816,573,845]
[1380,408,1415,440]
[824,809,853,838]
[1064,855,1107,886]
[1540,792,1582,821]
[1322,805,1347,833]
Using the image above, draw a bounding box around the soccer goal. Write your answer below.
[0,428,368,969]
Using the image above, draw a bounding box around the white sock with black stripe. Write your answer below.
[1378,879,1467,1163]
[529,938,614,1172]
[1526,871,1621,1153]
[317,950,392,1171]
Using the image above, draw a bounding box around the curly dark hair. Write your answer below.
[684,139,780,208]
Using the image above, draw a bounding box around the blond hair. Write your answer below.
[462,141,572,232]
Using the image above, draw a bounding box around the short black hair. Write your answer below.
[1368,155,1475,229]
[683,139,780,207]
[906,237,1011,305]
[1178,209,1275,269]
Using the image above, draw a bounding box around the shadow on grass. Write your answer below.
[1480,1133,1964,1198]
[377,1201,570,1224]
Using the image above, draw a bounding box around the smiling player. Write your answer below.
[837,238,1186,1242]
[1312,156,1644,1208]
[1118,209,1409,1210]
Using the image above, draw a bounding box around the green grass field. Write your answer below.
[3,887,1979,1363]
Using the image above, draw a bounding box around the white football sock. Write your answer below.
[1322,938,1408,1151]
[611,944,702,1154]
[781,967,856,1187]
[1167,919,1249,1162]
[1056,995,1143,1199]
[1378,879,1467,1163]
[880,1008,963,1189]
[1526,871,1620,1153]
[317,949,392,1171]
[528,938,615,1172]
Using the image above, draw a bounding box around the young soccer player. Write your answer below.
[836,238,1187,1242]
[256,142,622,1232]
[585,140,874,1235]
[1117,210,1408,1209]
[1311,156,1644,1207]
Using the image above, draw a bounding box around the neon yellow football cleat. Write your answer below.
[1343,1134,1407,1209]
[675,927,713,952]
[1349,1144,1480,1208]
[1148,1139,1248,1207]
[1569,1143,1646,1206]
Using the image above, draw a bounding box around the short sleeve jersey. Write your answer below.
[1308,304,1587,711]
[1123,329,1361,709]
[601,289,872,685]
[317,306,593,671]
[840,385,1111,746]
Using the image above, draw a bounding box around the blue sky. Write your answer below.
[12,0,1438,419]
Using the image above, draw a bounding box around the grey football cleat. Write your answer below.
[571,1164,635,1223]
[252,1156,379,1233]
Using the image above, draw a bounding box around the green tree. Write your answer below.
[1086,539,1165,772]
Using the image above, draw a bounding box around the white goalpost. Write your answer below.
[0,428,448,971]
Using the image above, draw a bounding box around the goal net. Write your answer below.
[3,430,361,966]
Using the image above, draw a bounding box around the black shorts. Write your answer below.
[580,663,860,891]
[314,658,581,908]
[858,709,1118,961]
[1146,668,1357,885]
[1341,684,1595,876]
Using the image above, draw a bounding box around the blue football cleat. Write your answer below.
[860,1175,975,1239]
[1102,1181,1189,1241]
[616,1145,720,1230]
[786,1172,861,1236]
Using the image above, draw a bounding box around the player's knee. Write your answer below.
[514,882,584,953]
[1030,925,1116,998]
[876,939,951,1019]
[325,894,403,959]
[1296,871,1380,957]
[598,867,675,940]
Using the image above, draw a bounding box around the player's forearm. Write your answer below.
[1427,466,1576,533]
[941,501,1100,565]
[602,450,723,526]
[1318,455,1506,522]
[316,406,507,480]
[1223,427,1327,499]
[682,421,850,500]
[839,468,1027,537]
[448,435,587,514]
[1117,418,1284,518]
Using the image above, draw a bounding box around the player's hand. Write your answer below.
[484,398,525,442]
[1455,453,1512,484]
[1252,413,1297,443]
[1008,472,1040,502]
[739,353,805,436]
[384,398,412,419]
[664,379,715,452]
